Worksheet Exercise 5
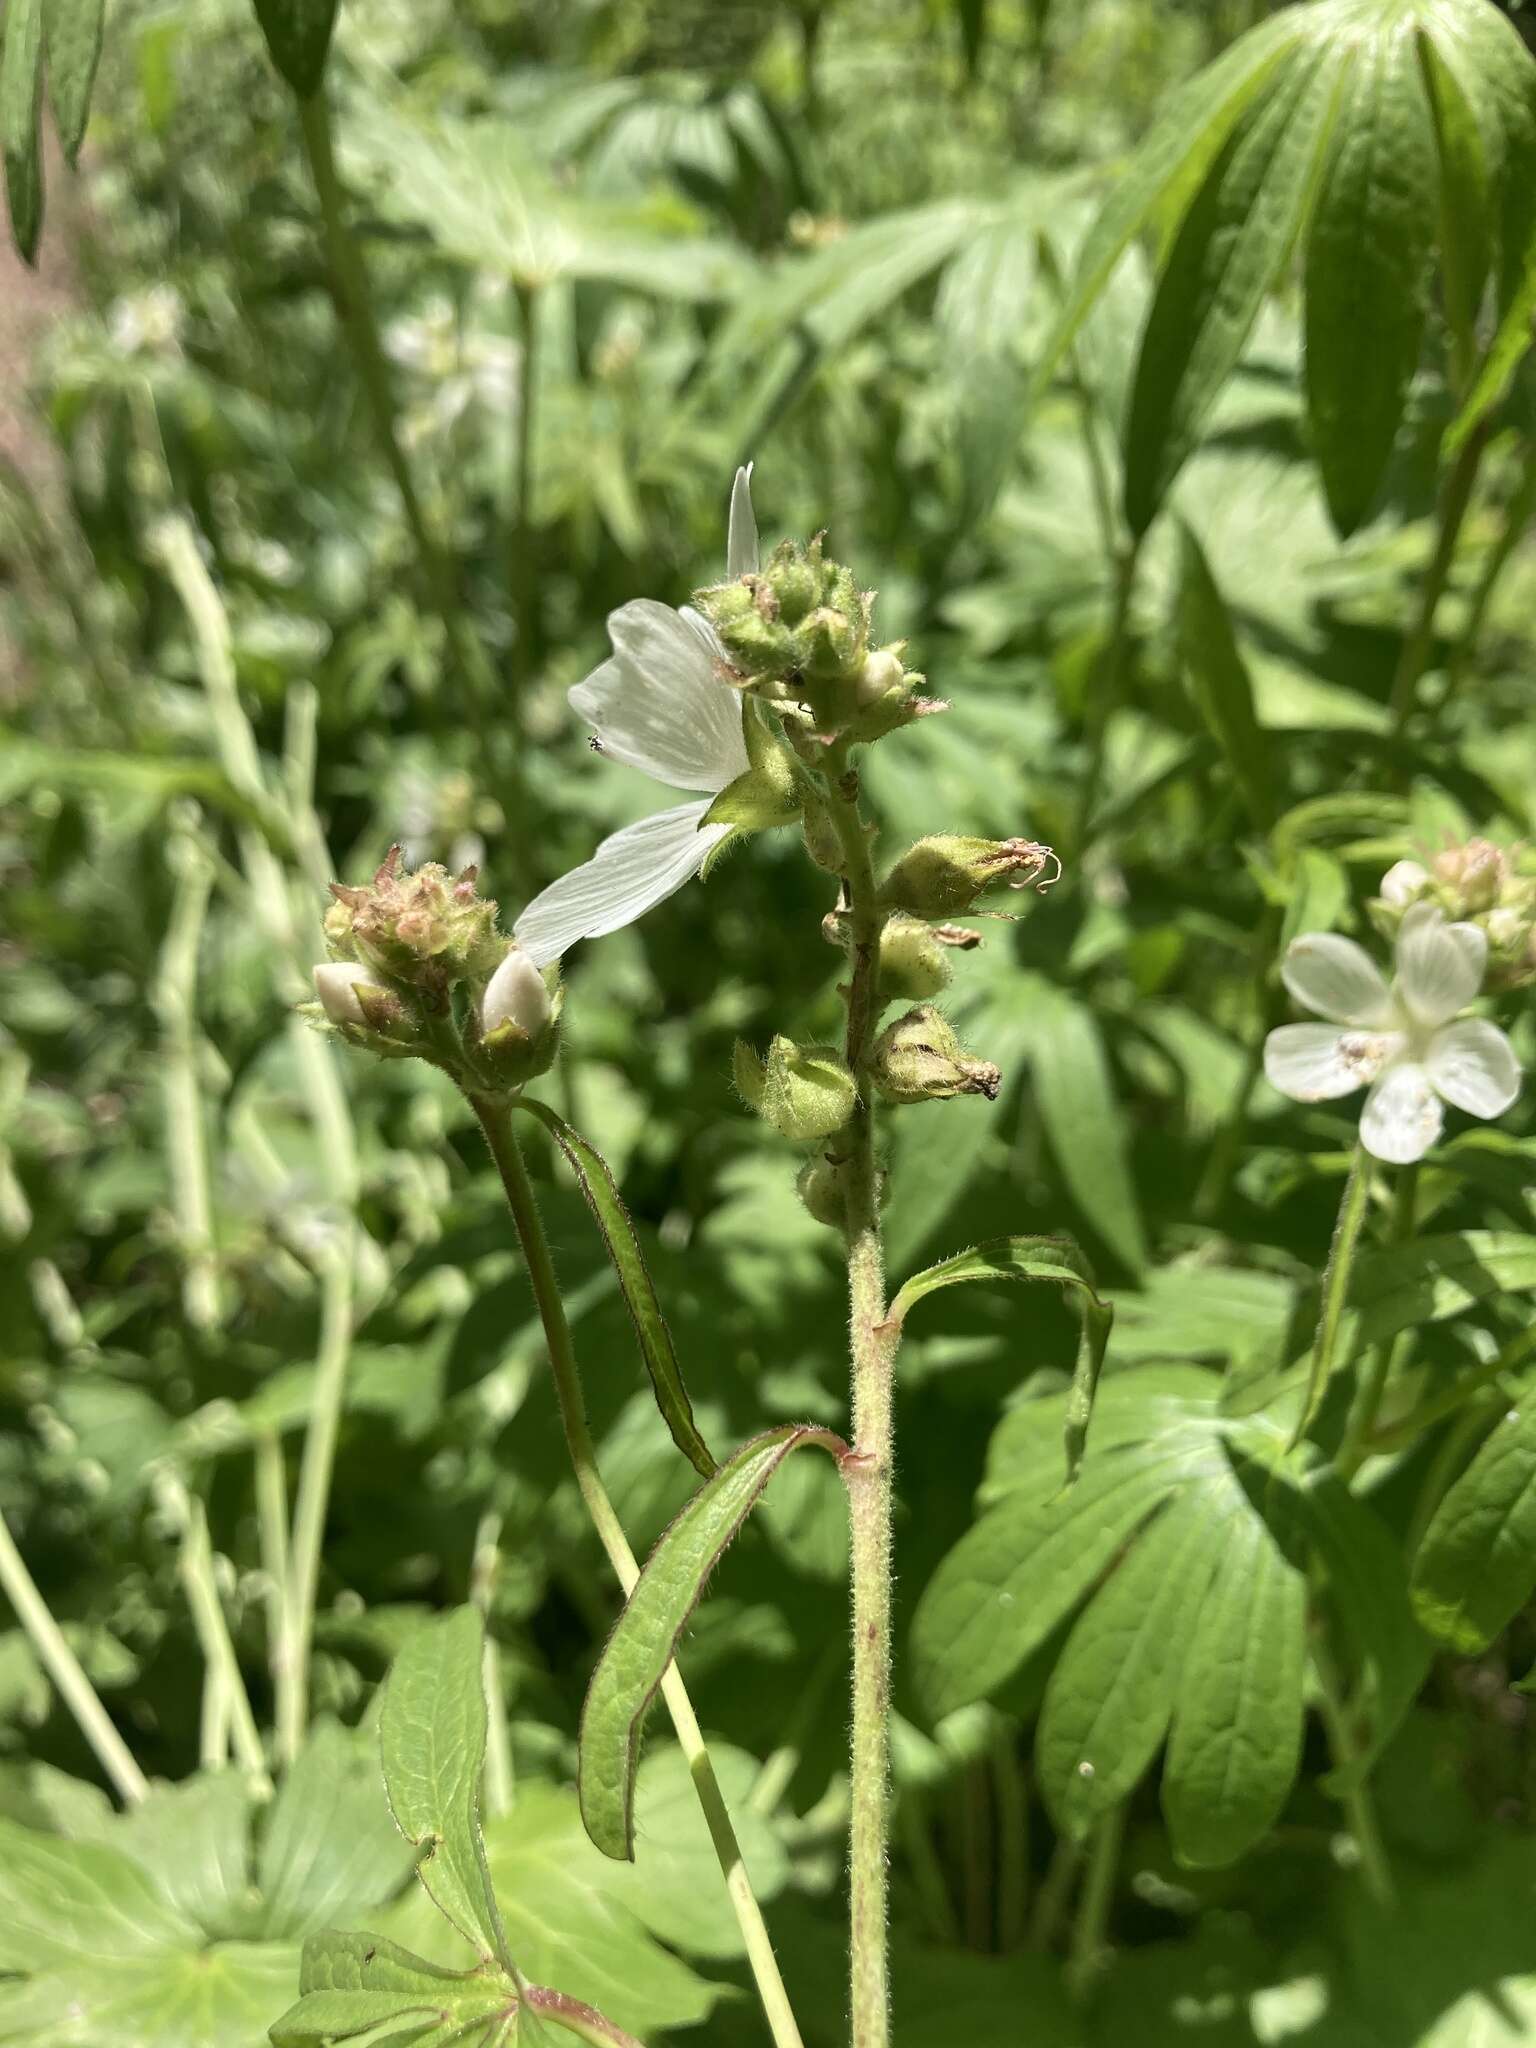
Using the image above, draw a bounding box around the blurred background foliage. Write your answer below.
[4,0,1536,2042]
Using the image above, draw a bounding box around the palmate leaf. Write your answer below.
[579,1423,847,1860]
[912,1366,1415,1863]
[1037,0,1536,538]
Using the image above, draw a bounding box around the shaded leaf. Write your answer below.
[1023,982,1148,1275]
[1412,1400,1536,1653]
[250,0,338,99]
[1352,1232,1536,1347]
[1177,523,1275,827]
[1,0,43,263]
[43,0,103,160]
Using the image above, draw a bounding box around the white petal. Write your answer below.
[1263,1023,1401,1102]
[1360,1062,1443,1164]
[513,801,725,966]
[1426,1018,1521,1121]
[1379,859,1430,908]
[727,462,758,579]
[313,962,371,1025]
[1280,933,1393,1027]
[570,600,748,794]
[481,945,552,1036]
[1394,902,1487,1027]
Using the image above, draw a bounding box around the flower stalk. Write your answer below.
[1292,1141,1372,1448]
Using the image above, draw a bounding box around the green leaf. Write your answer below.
[378,1608,511,1968]
[1024,983,1148,1275]
[1162,1506,1306,1866]
[42,0,103,160]
[1352,1232,1536,1347]
[1448,247,1536,456]
[1303,20,1438,536]
[579,1423,845,1859]
[269,1932,506,2048]
[0,1940,301,2047]
[1412,1401,1536,1653]
[250,0,338,99]
[2,0,43,263]
[1177,523,1275,828]
[1123,43,1345,534]
[0,1818,198,1971]
[1036,1488,1225,1838]
[1032,11,1311,397]
[102,1772,255,1939]
[886,1234,1113,1483]
[257,1719,414,1938]
[516,1097,716,1480]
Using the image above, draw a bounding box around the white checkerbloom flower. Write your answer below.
[1264,904,1520,1164]
[513,467,758,968]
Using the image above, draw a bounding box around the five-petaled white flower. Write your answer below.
[513,467,759,969]
[1264,903,1520,1164]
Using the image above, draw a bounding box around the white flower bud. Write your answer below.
[855,649,905,706]
[1379,859,1430,908]
[313,961,373,1026]
[482,946,552,1038]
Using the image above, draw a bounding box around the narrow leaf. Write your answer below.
[1036,1488,1225,1839]
[1123,44,1345,535]
[887,1234,1113,1484]
[1304,22,1438,536]
[379,1607,511,1968]
[1177,523,1275,828]
[250,0,339,99]
[1446,248,1536,459]
[1412,1400,1536,1654]
[1024,982,1148,1275]
[1,0,43,263]
[579,1424,846,1860]
[1033,12,1310,397]
[42,0,103,161]
[517,1096,716,1479]
[1162,1506,1306,1866]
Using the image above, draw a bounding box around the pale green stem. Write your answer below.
[1310,1630,1393,1907]
[255,1433,297,1766]
[282,1233,355,1759]
[1075,538,1143,854]
[295,90,498,734]
[1337,1163,1417,1477]
[962,1758,992,1950]
[994,1733,1029,1952]
[199,1654,232,1772]
[178,1494,270,1790]
[1387,421,1489,738]
[156,824,222,1332]
[470,1097,806,2048]
[0,1513,148,1804]
[472,1511,514,1821]
[1291,1141,1373,1449]
[1067,1804,1124,1997]
[898,1791,959,1946]
[1025,1833,1081,1953]
[824,752,898,2048]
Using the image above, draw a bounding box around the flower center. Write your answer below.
[1337,1031,1394,1081]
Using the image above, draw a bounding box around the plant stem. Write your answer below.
[1447,442,1536,698]
[156,822,223,1332]
[472,1511,514,1820]
[1291,1140,1372,1448]
[824,752,897,2048]
[178,1494,270,1790]
[282,1232,355,1759]
[0,1513,148,1805]
[1067,1804,1124,1998]
[898,1790,959,1945]
[469,1097,806,2048]
[1337,1163,1417,1477]
[295,90,497,731]
[1371,1320,1536,1457]
[1075,537,1142,854]
[254,1432,298,1763]
[511,280,540,680]
[994,1731,1030,1952]
[1025,1832,1082,1952]
[1387,421,1489,738]
[1310,1629,1393,1907]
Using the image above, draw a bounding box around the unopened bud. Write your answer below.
[872,1005,1001,1104]
[1434,838,1508,913]
[481,945,552,1039]
[1379,859,1430,909]
[327,848,504,991]
[855,648,905,707]
[881,836,1060,919]
[735,1035,857,1141]
[313,961,373,1026]
[796,1157,845,1229]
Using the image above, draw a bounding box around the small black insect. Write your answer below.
[588,735,604,752]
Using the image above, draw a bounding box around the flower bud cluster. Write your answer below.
[311,848,560,1091]
[1371,841,1536,989]
[694,537,940,745]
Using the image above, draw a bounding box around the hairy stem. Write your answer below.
[0,1513,148,1805]
[1387,421,1489,737]
[470,1097,806,2048]
[1310,1629,1393,1906]
[1337,1163,1417,1477]
[1292,1142,1372,1448]
[825,753,897,2048]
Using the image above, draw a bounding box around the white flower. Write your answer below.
[481,945,551,1037]
[313,961,374,1025]
[1264,905,1521,1164]
[1379,858,1430,908]
[513,466,758,968]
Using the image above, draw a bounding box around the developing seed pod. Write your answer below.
[877,914,952,1001]
[735,1035,857,1140]
[796,1157,845,1229]
[872,1005,1001,1104]
[880,836,1059,919]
